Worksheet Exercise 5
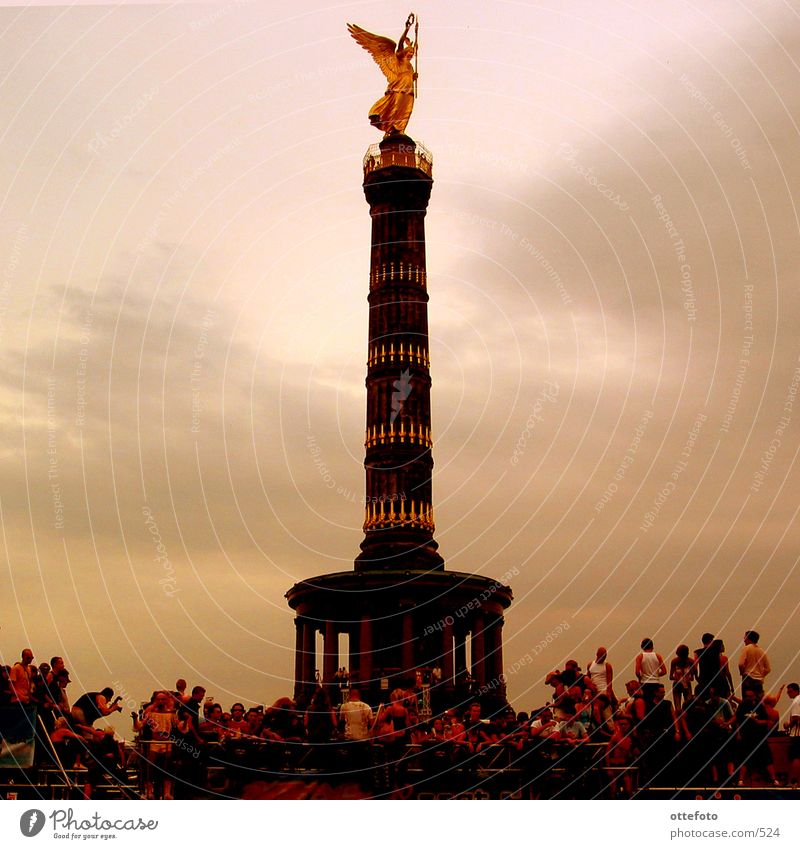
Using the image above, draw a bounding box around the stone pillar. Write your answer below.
[293,618,304,701]
[487,617,504,685]
[323,620,338,683]
[349,627,360,683]
[401,609,414,678]
[359,614,373,686]
[454,628,467,680]
[301,620,316,692]
[471,614,486,685]
[442,617,454,686]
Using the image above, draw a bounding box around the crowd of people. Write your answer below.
[2,629,799,799]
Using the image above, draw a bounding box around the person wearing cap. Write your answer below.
[52,669,72,716]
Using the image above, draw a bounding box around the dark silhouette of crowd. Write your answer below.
[3,629,799,799]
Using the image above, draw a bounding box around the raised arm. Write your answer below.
[397,14,414,53]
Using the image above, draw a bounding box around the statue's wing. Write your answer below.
[347,24,399,83]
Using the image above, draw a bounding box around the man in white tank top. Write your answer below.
[635,638,667,702]
[587,647,615,702]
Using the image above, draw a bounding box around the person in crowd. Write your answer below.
[734,687,777,786]
[132,690,179,799]
[0,665,14,706]
[263,697,304,742]
[669,644,695,712]
[444,708,469,760]
[545,669,567,702]
[636,683,679,786]
[587,646,615,703]
[50,716,84,768]
[559,659,588,693]
[48,657,66,681]
[529,706,559,740]
[605,715,637,797]
[71,687,123,728]
[171,679,188,704]
[576,688,594,727]
[39,666,69,723]
[304,686,336,744]
[180,686,206,747]
[339,688,373,741]
[198,703,229,743]
[635,639,667,702]
[704,686,736,783]
[83,726,127,800]
[556,712,588,744]
[620,680,646,724]
[738,631,771,696]
[784,682,800,790]
[243,707,265,739]
[226,703,248,734]
[9,648,35,705]
[588,693,615,742]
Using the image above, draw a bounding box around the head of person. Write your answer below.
[625,680,639,696]
[654,684,666,702]
[701,632,714,647]
[537,707,553,722]
[640,638,654,652]
[676,644,689,660]
[743,688,757,705]
[230,703,245,719]
[153,690,170,709]
[39,662,51,676]
[616,716,632,735]
[100,687,114,700]
[468,702,481,722]
[175,679,187,692]
[55,669,71,688]
[596,647,607,662]
[208,704,223,722]
[711,639,725,654]
[21,648,33,665]
[191,686,206,701]
[348,688,361,702]
[744,630,760,645]
[50,657,65,673]
[787,683,800,699]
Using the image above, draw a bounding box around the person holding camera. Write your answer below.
[70,687,123,728]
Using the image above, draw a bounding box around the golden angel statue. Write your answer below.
[347,14,418,136]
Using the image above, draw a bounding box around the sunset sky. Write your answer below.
[1,0,799,732]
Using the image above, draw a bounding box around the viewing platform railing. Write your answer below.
[364,140,433,177]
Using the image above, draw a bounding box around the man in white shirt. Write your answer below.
[339,688,373,741]
[784,682,800,789]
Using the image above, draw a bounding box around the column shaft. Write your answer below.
[323,620,338,682]
[472,614,486,685]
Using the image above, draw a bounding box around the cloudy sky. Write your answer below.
[1,0,800,729]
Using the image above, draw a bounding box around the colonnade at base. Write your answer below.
[286,570,512,710]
